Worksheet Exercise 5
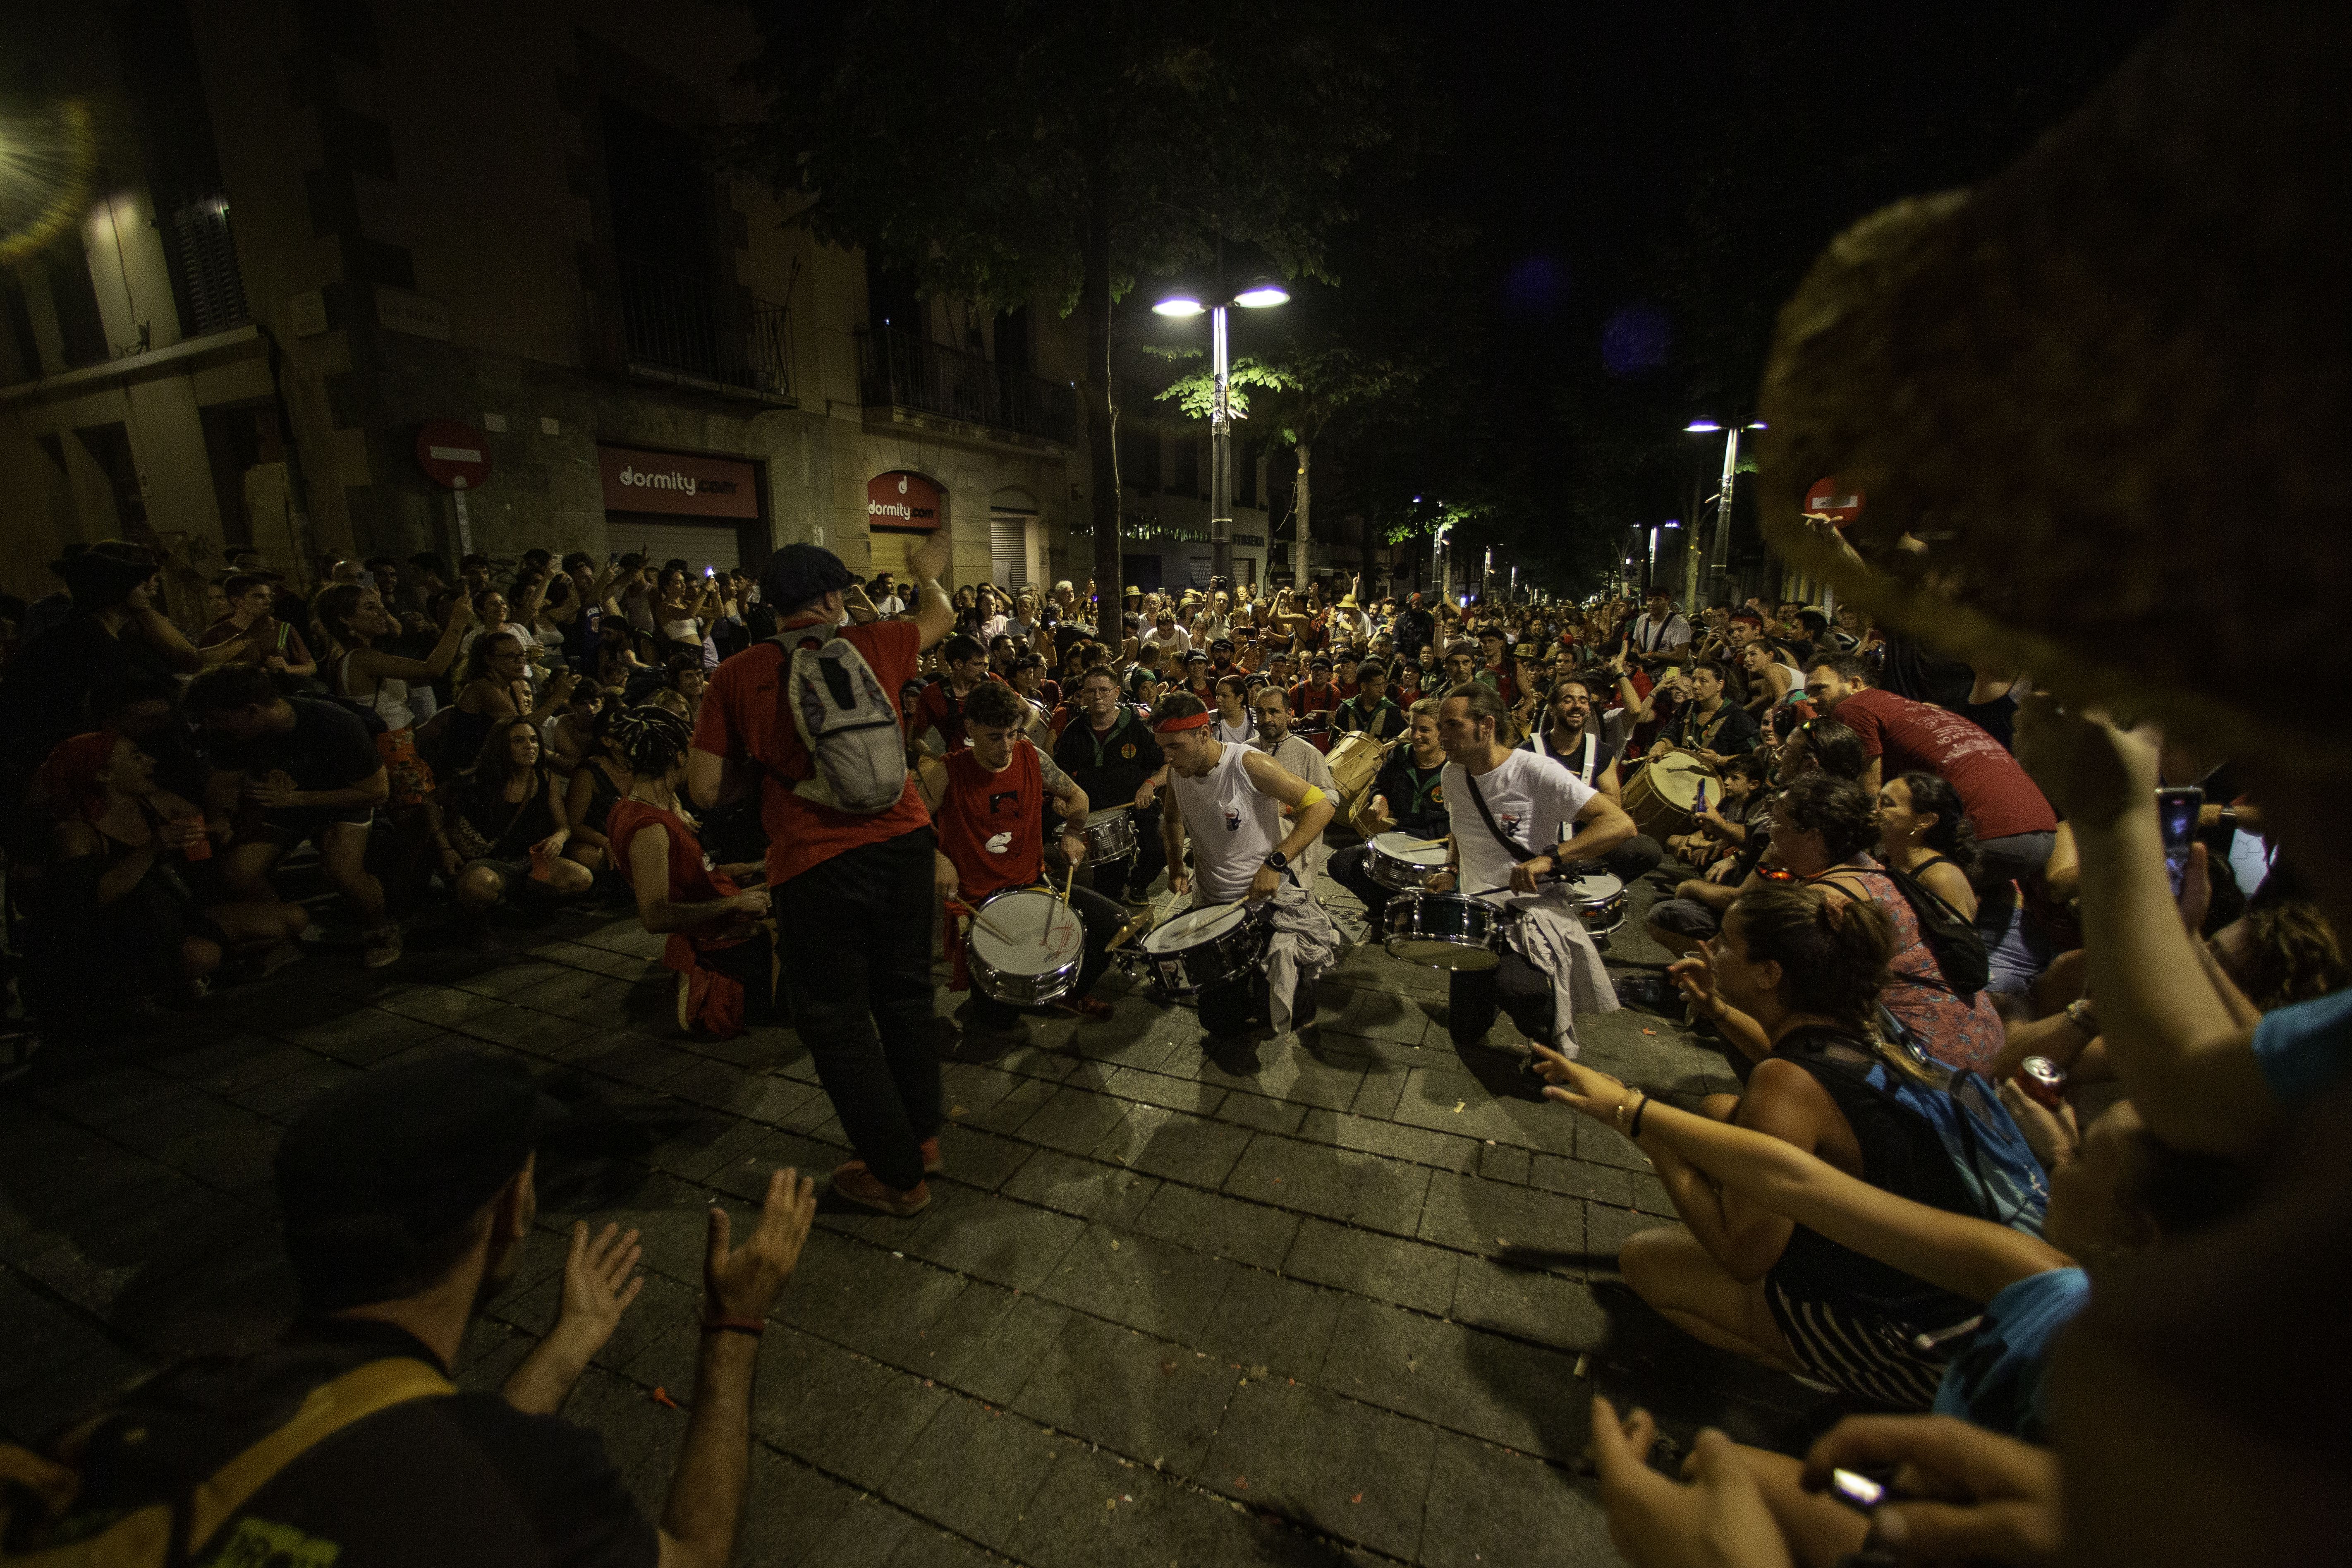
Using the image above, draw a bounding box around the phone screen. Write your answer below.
[2156,786,2203,897]
[1829,1469,1888,1513]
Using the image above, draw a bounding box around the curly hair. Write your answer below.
[463,629,526,686]
[1731,883,1895,1027]
[1787,716,1868,782]
[1775,772,1881,862]
[1890,771,1981,879]
[2221,901,2348,1011]
[606,704,695,780]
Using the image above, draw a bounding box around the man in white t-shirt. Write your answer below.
[1429,684,1635,1063]
[1141,608,1191,663]
[1625,587,1692,668]
[1247,686,1337,881]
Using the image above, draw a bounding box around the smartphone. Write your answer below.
[2156,785,2203,897]
[1692,781,1708,813]
[1661,665,1681,684]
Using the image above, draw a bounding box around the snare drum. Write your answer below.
[1383,890,1509,970]
[1365,832,1452,891]
[1564,871,1628,936]
[1131,901,1268,996]
[1622,752,1716,839]
[967,888,1088,1006]
[1050,805,1138,868]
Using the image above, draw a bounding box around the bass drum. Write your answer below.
[1622,752,1715,840]
[967,888,1087,1006]
[1383,891,1510,971]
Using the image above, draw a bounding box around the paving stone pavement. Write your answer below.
[0,864,1844,1566]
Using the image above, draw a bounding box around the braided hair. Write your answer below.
[607,704,694,781]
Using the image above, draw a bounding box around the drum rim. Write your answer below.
[1144,902,1250,949]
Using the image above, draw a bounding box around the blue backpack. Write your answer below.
[1797,1022,2052,1239]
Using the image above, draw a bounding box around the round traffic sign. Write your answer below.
[1803,476,1864,526]
[415,420,492,490]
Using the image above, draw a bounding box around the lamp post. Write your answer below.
[1681,419,1766,608]
[1154,274,1289,585]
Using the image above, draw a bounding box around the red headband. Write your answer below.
[1152,711,1213,734]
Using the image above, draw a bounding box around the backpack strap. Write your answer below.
[1460,767,1536,864]
[187,1357,455,1556]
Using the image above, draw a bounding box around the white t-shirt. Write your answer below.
[1630,612,1690,654]
[1142,625,1192,660]
[1443,749,1598,905]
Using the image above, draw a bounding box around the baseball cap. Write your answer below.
[761,543,856,610]
[277,1052,563,1310]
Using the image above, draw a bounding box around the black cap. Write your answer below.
[760,543,856,610]
[1309,655,1333,670]
[1211,637,1235,653]
[277,1053,561,1309]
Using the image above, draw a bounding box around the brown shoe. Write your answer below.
[919,1136,943,1175]
[832,1161,931,1216]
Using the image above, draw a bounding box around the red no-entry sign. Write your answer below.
[415,421,492,490]
[1803,476,1864,526]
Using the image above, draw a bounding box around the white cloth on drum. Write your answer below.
[1256,881,1340,1034]
[1501,895,1618,1056]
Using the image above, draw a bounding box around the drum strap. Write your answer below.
[1462,768,1538,864]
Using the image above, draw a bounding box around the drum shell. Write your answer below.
[1129,902,1270,996]
[1325,733,1391,816]
[1366,833,1451,891]
[1623,754,1716,839]
[1383,891,1508,971]
[1567,873,1628,936]
[1047,805,1139,869]
[967,889,1086,1006]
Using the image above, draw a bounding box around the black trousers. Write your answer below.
[971,883,1129,1029]
[773,826,941,1192]
[1600,834,1665,883]
[1329,843,1399,931]
[1083,800,1168,901]
[1448,949,1555,1048]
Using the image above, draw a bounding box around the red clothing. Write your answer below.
[693,620,931,885]
[1831,688,2057,841]
[913,673,1004,750]
[1288,681,1340,718]
[606,799,754,1037]
[935,740,1045,900]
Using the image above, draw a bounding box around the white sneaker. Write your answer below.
[361,925,403,968]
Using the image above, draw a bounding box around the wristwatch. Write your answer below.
[1263,850,1288,872]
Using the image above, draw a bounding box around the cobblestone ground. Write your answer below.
[0,865,1840,1566]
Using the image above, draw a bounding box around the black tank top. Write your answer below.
[1763,1026,1982,1323]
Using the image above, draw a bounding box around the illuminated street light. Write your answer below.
[1153,269,1290,582]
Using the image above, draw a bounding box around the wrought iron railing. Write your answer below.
[616,256,790,397]
[858,326,1076,443]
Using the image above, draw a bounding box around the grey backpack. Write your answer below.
[776,633,907,813]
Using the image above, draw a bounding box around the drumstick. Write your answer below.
[1043,864,1076,948]
[946,898,1019,946]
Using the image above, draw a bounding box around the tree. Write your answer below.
[742,0,1417,638]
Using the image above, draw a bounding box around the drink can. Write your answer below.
[2017,1056,2067,1110]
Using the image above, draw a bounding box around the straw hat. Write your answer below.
[1755,2,2349,771]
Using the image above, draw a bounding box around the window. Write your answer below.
[993,305,1030,371]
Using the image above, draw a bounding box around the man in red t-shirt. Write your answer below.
[912,634,995,751]
[1287,656,1342,752]
[920,680,1125,1052]
[1802,654,2059,893]
[690,539,953,1217]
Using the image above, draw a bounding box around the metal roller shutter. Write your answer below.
[989,513,1028,589]
[606,518,746,576]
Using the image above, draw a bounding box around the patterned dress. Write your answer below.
[1818,862,2006,1073]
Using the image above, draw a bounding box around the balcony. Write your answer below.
[858,326,1076,445]
[615,257,792,401]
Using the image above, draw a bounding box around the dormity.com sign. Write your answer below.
[866,470,943,531]
[599,445,760,518]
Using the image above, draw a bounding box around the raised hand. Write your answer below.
[704,1169,817,1324]
[554,1220,645,1355]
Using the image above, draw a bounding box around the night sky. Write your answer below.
[1387,0,2176,585]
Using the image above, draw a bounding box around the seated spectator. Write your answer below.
[2,1053,817,1566]
[1617,884,2000,1408]
[650,651,705,725]
[542,681,605,777]
[605,707,775,1038]
[1876,768,1981,922]
[200,572,317,680]
[1667,752,1768,869]
[314,581,473,812]
[1771,773,2006,1073]
[431,717,594,915]
[185,665,400,967]
[24,730,309,1017]
[560,705,633,874]
[435,630,575,775]
[591,616,648,690]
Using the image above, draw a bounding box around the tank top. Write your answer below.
[1213,711,1255,746]
[936,740,1045,900]
[1170,738,1286,903]
[337,651,413,731]
[1531,727,1601,784]
[605,798,743,967]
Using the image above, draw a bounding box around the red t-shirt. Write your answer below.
[936,741,1043,900]
[1831,687,2057,841]
[913,672,1008,751]
[693,620,931,885]
[605,799,744,973]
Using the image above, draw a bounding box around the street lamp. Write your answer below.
[1680,418,1766,607]
[1154,274,1288,582]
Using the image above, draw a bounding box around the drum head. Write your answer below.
[1371,833,1450,868]
[1567,872,1625,903]
[1652,754,1710,808]
[971,890,1084,974]
[1144,902,1248,952]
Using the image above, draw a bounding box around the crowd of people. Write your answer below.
[1,528,2343,1566]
